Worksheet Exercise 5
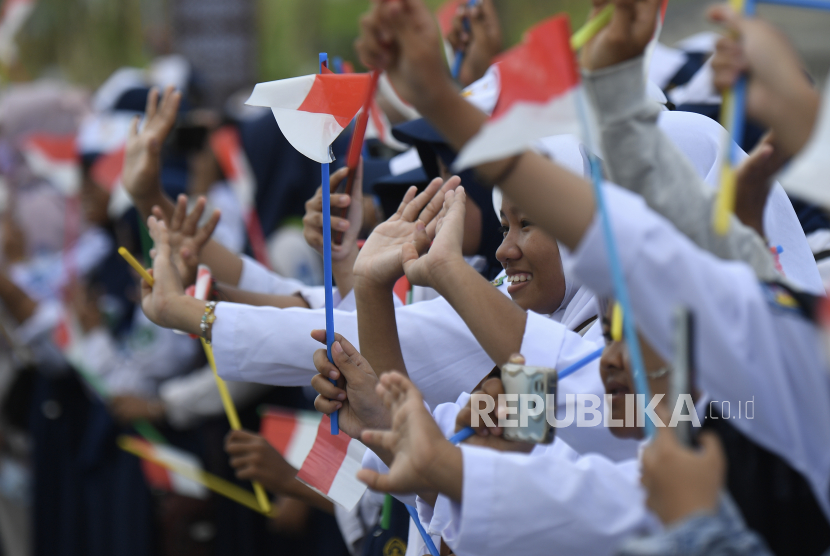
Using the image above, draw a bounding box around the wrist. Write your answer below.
[354,273,398,294]
[164,295,206,335]
[428,256,472,293]
[425,441,463,502]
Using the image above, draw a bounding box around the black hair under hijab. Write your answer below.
[391,119,503,280]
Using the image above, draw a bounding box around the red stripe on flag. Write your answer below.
[210,127,242,181]
[260,408,300,455]
[296,415,350,494]
[297,74,372,128]
[23,134,77,161]
[131,439,175,492]
[90,147,125,192]
[436,0,463,36]
[492,15,579,120]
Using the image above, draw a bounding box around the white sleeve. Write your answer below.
[571,184,830,520]
[159,365,272,430]
[437,442,655,556]
[211,296,494,407]
[237,255,308,296]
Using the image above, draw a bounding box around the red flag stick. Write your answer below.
[333,69,381,244]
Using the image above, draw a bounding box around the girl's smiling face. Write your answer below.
[495,197,566,315]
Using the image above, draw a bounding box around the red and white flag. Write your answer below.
[20,134,81,196]
[261,408,368,510]
[454,15,583,171]
[779,76,830,210]
[245,70,372,163]
[130,438,209,499]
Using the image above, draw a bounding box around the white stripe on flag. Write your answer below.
[270,107,344,163]
[246,75,316,111]
[324,439,369,511]
[283,412,322,469]
[453,87,583,172]
[154,445,209,499]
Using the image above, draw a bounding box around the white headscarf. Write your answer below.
[657,110,824,295]
[492,134,599,331]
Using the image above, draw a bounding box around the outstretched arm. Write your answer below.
[353,177,456,376]
[579,0,778,281]
[123,86,245,285]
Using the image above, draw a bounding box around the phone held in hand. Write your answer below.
[670,307,696,447]
[500,363,557,444]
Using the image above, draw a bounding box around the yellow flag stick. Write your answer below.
[118,247,271,514]
[571,4,614,51]
[611,302,624,342]
[118,436,274,516]
[713,0,748,234]
[118,247,154,285]
[202,339,272,514]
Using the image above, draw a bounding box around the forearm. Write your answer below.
[355,278,407,375]
[584,56,778,282]
[762,79,820,158]
[0,273,36,324]
[215,283,309,308]
[332,249,358,300]
[431,260,526,365]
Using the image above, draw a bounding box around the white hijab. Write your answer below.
[657,110,824,295]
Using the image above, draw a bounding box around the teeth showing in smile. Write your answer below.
[507,274,532,284]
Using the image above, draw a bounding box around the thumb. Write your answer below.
[356,469,393,492]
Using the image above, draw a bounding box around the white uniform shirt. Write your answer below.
[571,184,830,521]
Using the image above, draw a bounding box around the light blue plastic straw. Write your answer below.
[320,52,338,435]
[406,504,440,556]
[451,0,478,80]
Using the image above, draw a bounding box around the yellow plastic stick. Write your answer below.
[713,0,747,235]
[611,302,623,342]
[118,247,154,285]
[118,435,275,516]
[571,4,614,51]
[202,339,272,514]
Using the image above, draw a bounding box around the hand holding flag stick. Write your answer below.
[118,245,272,513]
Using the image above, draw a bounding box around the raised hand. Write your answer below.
[225,430,298,494]
[355,0,454,110]
[122,87,181,206]
[310,330,390,439]
[151,195,220,287]
[357,372,461,499]
[580,0,663,72]
[708,5,819,156]
[447,0,503,87]
[353,175,460,288]
[734,133,788,238]
[303,164,363,262]
[140,216,186,328]
[401,186,466,289]
[640,417,725,525]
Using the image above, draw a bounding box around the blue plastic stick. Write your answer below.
[451,0,478,80]
[450,346,604,444]
[320,52,339,436]
[406,505,440,556]
[757,0,830,7]
[574,89,655,437]
[558,347,604,380]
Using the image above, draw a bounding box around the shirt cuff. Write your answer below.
[520,311,567,367]
[441,444,498,554]
[582,56,648,127]
[238,255,306,296]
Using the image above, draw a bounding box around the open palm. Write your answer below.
[402,187,467,289]
[354,176,459,287]
[122,86,181,201]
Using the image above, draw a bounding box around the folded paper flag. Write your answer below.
[20,134,81,196]
[454,15,583,172]
[261,408,368,510]
[135,439,209,499]
[245,70,372,163]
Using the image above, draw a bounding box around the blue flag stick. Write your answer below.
[574,89,655,437]
[758,0,830,7]
[451,0,478,80]
[320,52,339,435]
